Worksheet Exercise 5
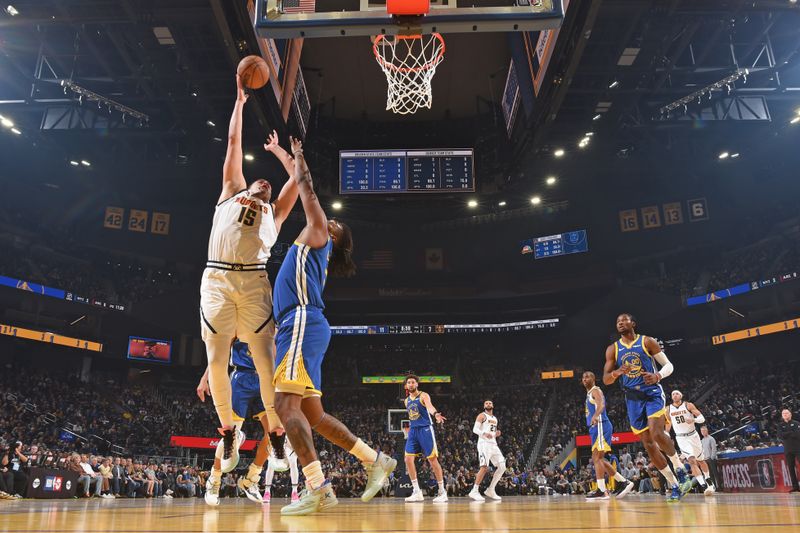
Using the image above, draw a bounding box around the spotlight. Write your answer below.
[1,117,13,128]
[608,80,619,89]
[791,116,800,124]
[585,132,594,136]
[5,5,19,16]
[731,153,740,158]
[546,176,557,185]
[467,200,478,208]
[80,160,91,166]
[244,153,255,161]
[191,92,198,97]
[332,201,342,210]
[10,127,20,135]
[498,201,507,207]
[718,152,729,160]
[70,160,79,166]
[206,120,215,127]
[554,148,565,158]
[592,114,602,121]
[530,196,541,205]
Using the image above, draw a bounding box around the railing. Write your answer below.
[526,386,558,470]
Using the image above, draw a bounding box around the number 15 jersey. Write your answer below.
[208,190,278,266]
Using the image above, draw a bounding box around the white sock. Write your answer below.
[488,464,506,491]
[695,474,706,487]
[292,484,298,493]
[265,485,271,494]
[659,467,678,487]
[471,484,479,492]
[438,481,445,493]
[411,479,420,492]
[597,479,606,492]
[613,472,627,482]
[667,453,684,471]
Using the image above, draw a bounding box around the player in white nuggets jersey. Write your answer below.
[200,74,299,478]
[668,391,715,495]
[469,400,506,502]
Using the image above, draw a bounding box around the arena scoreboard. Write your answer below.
[339,149,474,194]
[520,229,588,259]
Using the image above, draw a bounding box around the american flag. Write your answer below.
[282,0,316,14]
[360,250,394,270]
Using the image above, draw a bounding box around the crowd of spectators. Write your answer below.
[2,357,798,500]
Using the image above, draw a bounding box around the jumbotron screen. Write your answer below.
[127,336,172,364]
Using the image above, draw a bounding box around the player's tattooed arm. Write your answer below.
[290,136,329,248]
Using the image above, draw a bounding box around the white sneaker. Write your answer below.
[220,429,246,473]
[432,492,448,503]
[484,488,501,501]
[204,476,221,506]
[405,490,424,502]
[469,489,485,502]
[704,485,715,496]
[238,475,263,504]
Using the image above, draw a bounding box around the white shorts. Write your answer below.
[477,441,504,468]
[676,433,704,460]
[200,268,274,342]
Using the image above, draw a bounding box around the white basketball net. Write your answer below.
[373,33,445,115]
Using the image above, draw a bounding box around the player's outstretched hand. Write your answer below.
[290,136,303,155]
[196,377,210,402]
[263,130,280,153]
[236,74,249,104]
[435,412,446,424]
[642,372,660,385]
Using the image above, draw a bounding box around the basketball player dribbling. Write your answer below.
[603,313,693,502]
[403,374,448,503]
[199,75,299,496]
[581,371,634,500]
[668,390,715,495]
[272,137,396,515]
[468,400,506,502]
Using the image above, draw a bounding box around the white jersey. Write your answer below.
[477,412,498,444]
[668,402,696,435]
[207,190,278,266]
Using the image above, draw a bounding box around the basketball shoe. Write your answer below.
[362,452,397,502]
[280,480,337,516]
[468,487,485,502]
[405,490,424,502]
[585,489,609,500]
[613,479,635,499]
[204,475,221,506]
[238,472,263,504]
[218,428,246,473]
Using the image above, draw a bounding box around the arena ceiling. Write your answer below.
[0,0,798,223]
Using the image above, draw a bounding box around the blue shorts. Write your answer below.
[273,306,331,397]
[589,418,613,452]
[405,425,438,459]
[231,369,264,421]
[624,385,666,434]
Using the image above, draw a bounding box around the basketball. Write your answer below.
[237,55,269,89]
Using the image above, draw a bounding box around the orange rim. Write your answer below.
[373,33,445,74]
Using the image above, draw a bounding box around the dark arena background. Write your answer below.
[1,0,800,531]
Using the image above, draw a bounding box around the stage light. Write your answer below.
[731,153,740,158]
[530,196,541,205]
[592,114,601,121]
[1,117,13,128]
[498,201,507,207]
[206,120,215,127]
[554,149,565,158]
[546,176,557,185]
[718,152,729,160]
[332,201,342,210]
[608,80,619,89]
[585,132,594,136]
[10,127,20,135]
[791,116,800,124]
[244,153,254,161]
[80,160,91,166]
[467,200,478,208]
[5,5,19,16]
[70,161,79,166]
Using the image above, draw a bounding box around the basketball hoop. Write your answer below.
[373,33,445,115]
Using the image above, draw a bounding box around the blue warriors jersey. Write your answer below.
[585,386,611,428]
[230,340,255,370]
[273,240,333,323]
[615,335,658,392]
[405,393,432,428]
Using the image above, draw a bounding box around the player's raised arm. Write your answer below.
[643,336,673,385]
[220,75,249,204]
[264,131,299,229]
[290,137,328,249]
[421,392,446,424]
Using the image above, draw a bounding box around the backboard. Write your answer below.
[254,0,564,39]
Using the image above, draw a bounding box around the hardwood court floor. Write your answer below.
[1,494,799,533]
